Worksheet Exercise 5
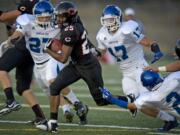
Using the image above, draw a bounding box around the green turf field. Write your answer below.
[0,58,179,135]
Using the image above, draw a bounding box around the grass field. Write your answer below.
[0,58,179,135]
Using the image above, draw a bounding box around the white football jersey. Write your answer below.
[134,71,180,118]
[96,20,146,73]
[16,14,60,67]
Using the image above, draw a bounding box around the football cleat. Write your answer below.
[0,100,21,116]
[27,117,47,126]
[157,119,179,132]
[64,111,74,123]
[36,119,58,133]
[74,101,89,125]
[127,94,137,118]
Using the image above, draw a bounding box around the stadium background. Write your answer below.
[0,0,180,54]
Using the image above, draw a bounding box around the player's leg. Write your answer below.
[46,58,80,106]
[36,63,82,131]
[0,47,24,115]
[121,76,139,117]
[59,95,74,123]
[45,58,74,123]
[141,107,178,131]
[16,54,46,124]
[51,63,88,125]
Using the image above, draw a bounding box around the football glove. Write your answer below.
[0,40,14,57]
[100,87,112,101]
[151,51,163,64]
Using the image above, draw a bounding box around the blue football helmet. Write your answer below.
[101,5,122,32]
[141,70,163,91]
[33,0,54,28]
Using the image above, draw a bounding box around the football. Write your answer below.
[50,39,62,52]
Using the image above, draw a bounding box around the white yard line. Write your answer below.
[148,132,180,135]
[0,120,179,133]
[0,103,127,112]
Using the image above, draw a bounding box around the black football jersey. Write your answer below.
[60,22,92,62]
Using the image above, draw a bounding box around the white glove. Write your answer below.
[0,40,14,57]
[43,39,52,52]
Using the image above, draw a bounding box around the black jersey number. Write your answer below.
[81,31,90,55]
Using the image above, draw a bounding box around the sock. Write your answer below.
[62,104,71,114]
[65,90,79,104]
[4,87,15,104]
[32,104,45,119]
[157,110,175,121]
[50,112,58,120]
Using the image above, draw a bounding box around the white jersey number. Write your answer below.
[166,92,180,115]
[29,37,50,53]
[108,45,128,62]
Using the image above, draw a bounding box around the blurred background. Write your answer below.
[0,0,180,55]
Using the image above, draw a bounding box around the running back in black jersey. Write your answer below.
[60,22,91,63]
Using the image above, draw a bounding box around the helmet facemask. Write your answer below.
[35,12,52,29]
[101,14,121,32]
[54,7,77,28]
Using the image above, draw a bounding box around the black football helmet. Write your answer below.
[175,39,180,59]
[17,0,39,14]
[54,1,78,26]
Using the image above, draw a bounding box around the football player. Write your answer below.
[36,1,114,133]
[96,5,163,102]
[7,0,86,124]
[145,40,180,72]
[0,0,46,125]
[101,70,179,132]
[124,7,145,34]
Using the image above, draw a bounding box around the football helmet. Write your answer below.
[33,0,54,28]
[17,0,39,14]
[54,1,78,27]
[175,39,180,59]
[101,5,122,32]
[141,70,163,91]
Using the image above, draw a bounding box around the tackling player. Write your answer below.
[101,70,179,132]
[96,5,163,112]
[145,40,180,72]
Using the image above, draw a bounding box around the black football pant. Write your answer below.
[0,47,34,95]
[50,55,109,106]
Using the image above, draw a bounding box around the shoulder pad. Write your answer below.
[16,14,34,26]
[121,20,138,35]
[96,27,107,41]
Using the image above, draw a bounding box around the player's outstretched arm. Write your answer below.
[145,61,180,72]
[0,10,21,22]
[101,88,137,110]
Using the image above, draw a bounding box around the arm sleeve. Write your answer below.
[96,33,107,50]
[130,26,145,43]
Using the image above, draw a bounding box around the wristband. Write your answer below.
[158,66,167,72]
